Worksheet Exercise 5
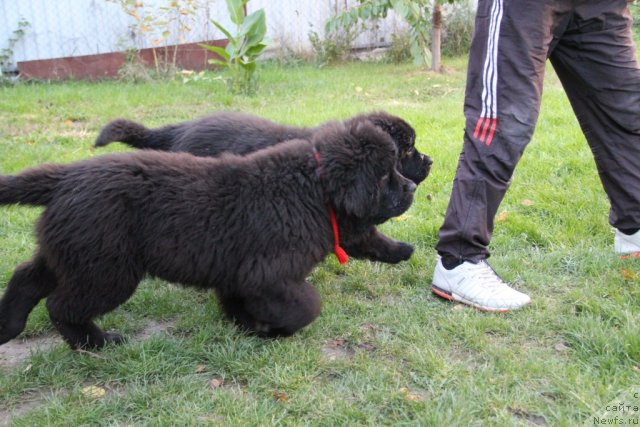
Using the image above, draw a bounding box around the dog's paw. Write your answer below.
[103,331,126,346]
[395,242,415,261]
[382,241,414,264]
[74,330,126,350]
[0,315,27,345]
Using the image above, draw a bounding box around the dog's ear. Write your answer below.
[314,120,397,218]
[352,112,416,152]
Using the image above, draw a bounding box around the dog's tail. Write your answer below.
[0,164,66,206]
[94,119,174,150]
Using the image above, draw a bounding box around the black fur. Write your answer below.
[0,120,416,349]
[95,111,433,185]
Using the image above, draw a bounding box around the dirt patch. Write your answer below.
[0,334,62,371]
[0,319,177,372]
[134,319,177,340]
[0,397,44,427]
[321,339,354,361]
[508,407,548,426]
[0,319,177,425]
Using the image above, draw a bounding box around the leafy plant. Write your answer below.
[200,0,268,95]
[116,48,153,83]
[109,0,202,78]
[0,17,30,82]
[308,25,357,67]
[326,0,458,70]
[441,0,474,57]
[384,31,412,64]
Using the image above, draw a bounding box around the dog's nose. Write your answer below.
[422,154,433,166]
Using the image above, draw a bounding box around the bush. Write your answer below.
[442,1,475,57]
[308,26,356,66]
[116,50,153,83]
[385,31,412,64]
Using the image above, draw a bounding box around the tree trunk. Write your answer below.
[431,3,442,72]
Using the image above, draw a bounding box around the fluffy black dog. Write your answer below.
[0,120,416,349]
[94,111,432,185]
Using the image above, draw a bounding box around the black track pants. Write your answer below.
[436,0,640,261]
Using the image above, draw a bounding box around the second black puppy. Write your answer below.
[95,111,432,185]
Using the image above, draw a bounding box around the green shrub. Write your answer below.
[200,0,268,95]
[385,31,412,64]
[308,25,357,67]
[441,1,475,56]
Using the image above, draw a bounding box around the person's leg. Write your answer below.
[549,0,640,254]
[432,0,572,310]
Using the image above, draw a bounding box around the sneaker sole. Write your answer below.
[621,252,640,260]
[431,284,514,313]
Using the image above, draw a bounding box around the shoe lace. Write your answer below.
[474,261,507,290]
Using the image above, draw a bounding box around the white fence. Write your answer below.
[0,0,407,71]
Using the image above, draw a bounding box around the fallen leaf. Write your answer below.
[498,211,509,222]
[332,338,346,347]
[272,390,287,401]
[195,364,206,373]
[622,268,636,280]
[355,86,363,92]
[521,199,534,207]
[414,90,420,96]
[82,385,106,399]
[554,342,569,352]
[393,214,410,222]
[64,119,74,126]
[399,387,423,402]
[452,304,466,311]
[209,378,224,389]
[621,252,640,260]
[405,393,422,402]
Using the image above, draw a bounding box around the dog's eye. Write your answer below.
[401,148,414,159]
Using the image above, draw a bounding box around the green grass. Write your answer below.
[0,58,639,426]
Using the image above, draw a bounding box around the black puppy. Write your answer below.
[0,120,416,349]
[95,111,432,185]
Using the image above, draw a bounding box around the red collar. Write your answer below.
[313,148,349,266]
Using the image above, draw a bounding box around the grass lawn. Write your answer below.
[0,57,639,426]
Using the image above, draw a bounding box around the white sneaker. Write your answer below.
[614,229,640,254]
[431,257,531,312]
